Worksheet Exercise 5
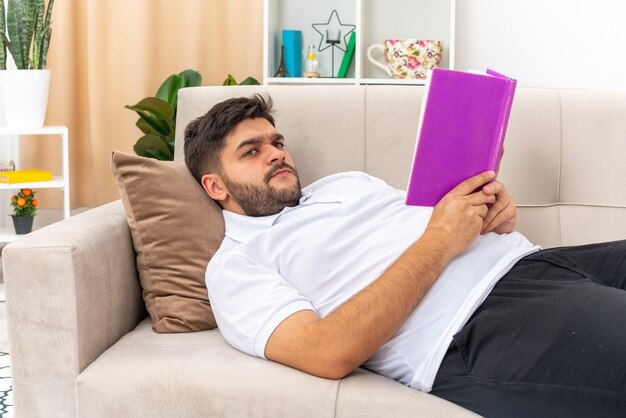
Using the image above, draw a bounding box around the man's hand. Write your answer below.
[425,171,497,260]
[480,180,516,234]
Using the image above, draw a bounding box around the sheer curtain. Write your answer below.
[29,0,263,208]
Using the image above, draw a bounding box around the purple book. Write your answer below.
[405,68,517,207]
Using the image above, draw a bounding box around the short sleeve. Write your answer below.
[205,253,316,358]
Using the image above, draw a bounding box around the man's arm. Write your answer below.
[265,171,497,380]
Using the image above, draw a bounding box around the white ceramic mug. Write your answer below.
[367,39,443,79]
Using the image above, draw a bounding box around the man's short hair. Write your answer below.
[184,93,275,182]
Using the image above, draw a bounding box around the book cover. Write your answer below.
[337,31,356,78]
[0,169,53,184]
[405,68,517,207]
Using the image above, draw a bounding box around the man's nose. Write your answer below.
[267,145,286,164]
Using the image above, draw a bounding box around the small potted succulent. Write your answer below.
[10,188,38,234]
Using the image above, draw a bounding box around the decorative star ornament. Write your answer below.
[312,9,356,53]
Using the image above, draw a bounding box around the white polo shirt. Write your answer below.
[205,172,539,392]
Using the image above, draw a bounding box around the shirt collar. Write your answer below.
[223,209,278,244]
[222,184,341,244]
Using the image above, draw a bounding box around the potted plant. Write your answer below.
[126,69,202,160]
[0,0,55,128]
[10,188,38,234]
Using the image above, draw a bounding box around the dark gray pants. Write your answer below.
[431,240,626,418]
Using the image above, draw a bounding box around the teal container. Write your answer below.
[282,30,302,77]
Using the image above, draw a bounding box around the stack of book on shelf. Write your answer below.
[0,169,53,184]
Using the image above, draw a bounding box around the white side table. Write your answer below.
[0,126,70,242]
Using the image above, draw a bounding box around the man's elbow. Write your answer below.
[310,352,358,380]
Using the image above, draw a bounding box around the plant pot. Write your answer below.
[0,70,51,128]
[12,216,34,235]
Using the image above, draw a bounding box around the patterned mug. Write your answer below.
[367,39,443,79]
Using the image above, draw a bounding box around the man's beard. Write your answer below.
[222,162,302,217]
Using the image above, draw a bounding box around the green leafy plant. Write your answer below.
[11,188,38,217]
[0,0,55,70]
[222,74,261,86]
[126,69,202,160]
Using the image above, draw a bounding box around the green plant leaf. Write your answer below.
[179,69,202,88]
[155,70,202,116]
[135,146,171,161]
[173,69,201,110]
[125,97,174,136]
[133,134,174,160]
[6,0,29,69]
[223,74,238,85]
[135,118,159,135]
[42,0,54,41]
[239,76,261,85]
[130,69,201,160]
[32,0,44,69]
[0,1,6,70]
[41,27,51,68]
[133,147,154,159]
[155,74,176,102]
[167,75,182,109]
[21,0,36,68]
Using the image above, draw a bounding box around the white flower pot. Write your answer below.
[0,70,51,128]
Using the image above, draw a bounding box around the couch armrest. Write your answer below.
[2,200,146,418]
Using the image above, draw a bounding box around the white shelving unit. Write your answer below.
[0,125,70,242]
[264,0,456,86]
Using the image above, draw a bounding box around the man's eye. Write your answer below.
[274,142,284,149]
[244,149,258,157]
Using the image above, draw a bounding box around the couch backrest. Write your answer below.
[175,86,626,249]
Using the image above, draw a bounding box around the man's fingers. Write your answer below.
[450,171,496,196]
[468,190,496,206]
[482,180,503,196]
[483,209,508,232]
[477,203,489,219]
[483,201,513,233]
[482,198,509,227]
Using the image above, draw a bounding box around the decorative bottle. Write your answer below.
[303,45,320,78]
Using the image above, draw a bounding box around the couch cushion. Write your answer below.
[76,319,339,417]
[76,319,475,417]
[111,151,222,332]
[175,85,367,186]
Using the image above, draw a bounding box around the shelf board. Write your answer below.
[266,77,427,86]
[0,177,66,190]
[0,227,30,243]
[0,125,68,136]
[267,77,357,85]
[359,78,427,86]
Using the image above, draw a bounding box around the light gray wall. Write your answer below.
[456,0,626,90]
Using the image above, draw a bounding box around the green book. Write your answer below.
[337,31,356,78]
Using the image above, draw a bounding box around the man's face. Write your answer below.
[218,117,301,217]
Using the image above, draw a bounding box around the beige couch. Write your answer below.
[4,86,626,417]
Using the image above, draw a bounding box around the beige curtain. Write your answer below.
[26,0,263,208]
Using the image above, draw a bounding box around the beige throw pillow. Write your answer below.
[110,151,223,332]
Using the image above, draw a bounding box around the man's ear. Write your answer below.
[201,173,228,202]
